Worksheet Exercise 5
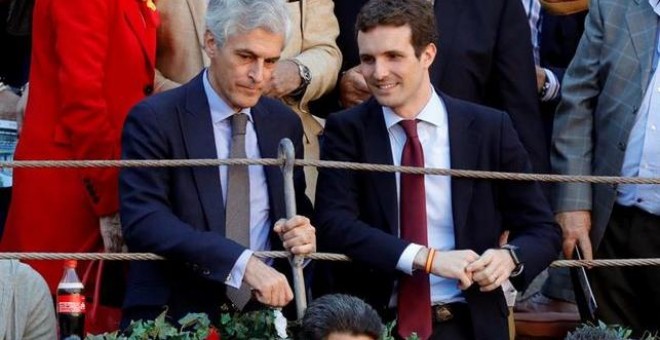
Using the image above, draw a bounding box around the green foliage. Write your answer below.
[565,320,660,340]
[218,309,282,339]
[86,309,285,339]
[381,320,419,340]
[85,310,212,340]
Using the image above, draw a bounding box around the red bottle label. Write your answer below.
[57,294,86,314]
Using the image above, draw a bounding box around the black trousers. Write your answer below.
[591,204,660,336]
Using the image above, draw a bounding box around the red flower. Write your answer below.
[207,327,221,340]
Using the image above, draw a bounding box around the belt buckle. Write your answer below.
[433,304,454,322]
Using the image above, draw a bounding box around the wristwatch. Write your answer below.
[289,59,312,97]
[501,244,524,277]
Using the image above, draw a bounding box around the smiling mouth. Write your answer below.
[374,83,397,91]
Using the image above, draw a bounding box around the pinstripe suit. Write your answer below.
[552,0,658,249]
[551,0,660,331]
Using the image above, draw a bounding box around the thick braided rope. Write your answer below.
[1,158,659,184]
[2,252,660,268]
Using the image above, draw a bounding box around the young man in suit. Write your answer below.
[119,0,315,326]
[314,1,561,339]
[313,0,548,176]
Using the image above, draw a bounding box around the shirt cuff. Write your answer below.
[540,68,560,102]
[225,249,253,288]
[396,243,424,275]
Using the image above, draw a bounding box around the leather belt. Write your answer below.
[432,303,467,323]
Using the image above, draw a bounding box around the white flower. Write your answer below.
[273,309,288,339]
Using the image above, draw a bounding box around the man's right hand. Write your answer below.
[555,210,593,260]
[416,248,480,290]
[243,256,293,307]
[339,66,371,108]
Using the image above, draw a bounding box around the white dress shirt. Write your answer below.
[384,88,463,304]
[203,70,272,288]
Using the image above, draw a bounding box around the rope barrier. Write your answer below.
[2,158,660,184]
[2,252,660,268]
[2,153,660,270]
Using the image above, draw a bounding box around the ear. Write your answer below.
[421,42,437,69]
[203,30,217,58]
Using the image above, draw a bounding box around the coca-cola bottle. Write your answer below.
[56,260,85,340]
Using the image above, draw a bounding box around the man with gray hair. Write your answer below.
[119,0,315,326]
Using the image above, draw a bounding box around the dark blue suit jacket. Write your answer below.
[312,0,548,173]
[539,10,587,143]
[119,73,312,320]
[314,93,561,339]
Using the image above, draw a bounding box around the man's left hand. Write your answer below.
[466,249,516,292]
[264,60,302,99]
[273,216,316,255]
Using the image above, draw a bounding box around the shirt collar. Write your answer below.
[650,0,660,16]
[382,86,447,130]
[203,69,253,124]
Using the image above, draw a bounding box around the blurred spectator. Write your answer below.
[0,0,158,332]
[0,0,32,240]
[300,294,383,340]
[516,0,587,316]
[155,0,341,200]
[0,260,57,340]
[552,0,660,334]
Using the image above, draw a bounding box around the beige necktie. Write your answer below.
[225,112,252,309]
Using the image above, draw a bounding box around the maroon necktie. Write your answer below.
[397,119,432,339]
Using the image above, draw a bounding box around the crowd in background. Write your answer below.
[0,0,658,339]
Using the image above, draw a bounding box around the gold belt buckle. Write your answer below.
[433,304,454,322]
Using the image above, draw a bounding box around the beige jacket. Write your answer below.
[0,260,57,340]
[155,0,342,200]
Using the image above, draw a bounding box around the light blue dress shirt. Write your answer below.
[203,70,272,288]
[617,15,660,216]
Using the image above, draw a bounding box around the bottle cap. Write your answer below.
[64,260,77,268]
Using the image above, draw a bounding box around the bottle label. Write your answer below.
[57,294,86,314]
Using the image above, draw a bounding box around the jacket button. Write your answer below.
[617,142,626,151]
[143,84,154,95]
[202,269,211,276]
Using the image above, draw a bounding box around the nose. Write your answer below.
[372,59,388,80]
[248,60,265,84]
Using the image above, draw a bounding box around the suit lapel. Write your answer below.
[180,73,226,235]
[443,95,479,248]
[186,0,210,67]
[252,103,286,222]
[432,0,467,84]
[363,100,398,235]
[626,0,657,89]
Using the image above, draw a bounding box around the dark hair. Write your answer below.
[299,294,383,340]
[355,0,438,58]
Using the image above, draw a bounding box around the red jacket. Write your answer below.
[0,0,157,291]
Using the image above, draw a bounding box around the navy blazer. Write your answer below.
[312,0,548,173]
[538,10,587,143]
[119,73,312,318]
[314,93,561,339]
